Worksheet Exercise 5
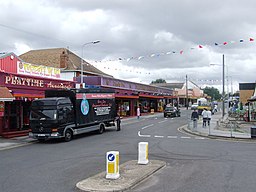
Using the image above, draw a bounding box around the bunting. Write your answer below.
[89,37,255,63]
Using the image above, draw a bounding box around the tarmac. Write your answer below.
[1,109,256,191]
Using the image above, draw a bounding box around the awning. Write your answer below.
[115,95,139,99]
[0,87,14,101]
[248,96,256,102]
[139,94,164,99]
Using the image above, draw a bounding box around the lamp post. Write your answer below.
[210,54,225,119]
[186,74,188,110]
[81,40,100,88]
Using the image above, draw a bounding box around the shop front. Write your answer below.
[0,72,74,138]
[79,76,175,117]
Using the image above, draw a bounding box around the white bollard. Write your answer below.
[106,151,120,179]
[138,142,149,165]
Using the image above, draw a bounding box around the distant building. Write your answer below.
[239,83,255,104]
[151,81,205,106]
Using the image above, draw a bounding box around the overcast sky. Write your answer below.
[1,0,256,92]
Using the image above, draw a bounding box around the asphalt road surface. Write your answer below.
[1,109,256,192]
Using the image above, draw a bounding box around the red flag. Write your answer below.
[199,45,203,48]
[180,50,183,54]
[250,38,254,41]
[223,42,227,45]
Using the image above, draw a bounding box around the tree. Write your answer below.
[151,78,166,84]
[203,86,221,101]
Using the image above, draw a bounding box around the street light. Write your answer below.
[81,40,100,88]
[210,54,225,119]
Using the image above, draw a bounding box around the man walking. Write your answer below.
[191,109,199,129]
[206,109,212,126]
[201,108,208,127]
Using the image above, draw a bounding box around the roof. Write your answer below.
[0,87,14,101]
[19,48,112,77]
[151,83,184,89]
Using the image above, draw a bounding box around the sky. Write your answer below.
[1,0,256,93]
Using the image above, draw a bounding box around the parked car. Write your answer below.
[191,103,198,110]
[164,106,181,117]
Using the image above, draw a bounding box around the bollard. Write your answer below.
[138,142,149,165]
[106,151,120,179]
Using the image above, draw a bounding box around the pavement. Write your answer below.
[183,110,256,140]
[0,135,36,151]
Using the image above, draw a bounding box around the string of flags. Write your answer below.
[90,37,255,63]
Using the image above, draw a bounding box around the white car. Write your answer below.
[191,103,198,110]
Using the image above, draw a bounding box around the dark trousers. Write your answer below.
[207,118,211,126]
[203,118,207,127]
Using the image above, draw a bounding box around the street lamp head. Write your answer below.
[92,40,100,44]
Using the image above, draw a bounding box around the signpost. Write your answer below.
[106,151,120,179]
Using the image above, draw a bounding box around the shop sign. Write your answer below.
[17,61,61,79]
[5,74,73,89]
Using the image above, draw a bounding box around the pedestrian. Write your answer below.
[116,113,121,131]
[206,109,212,126]
[214,104,218,113]
[201,108,208,127]
[191,109,199,129]
[137,106,140,119]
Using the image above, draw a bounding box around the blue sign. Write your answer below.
[107,153,115,162]
[81,99,89,115]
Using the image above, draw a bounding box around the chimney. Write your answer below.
[60,50,68,68]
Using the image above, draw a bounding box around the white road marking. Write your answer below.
[180,136,191,139]
[154,135,164,138]
[195,137,205,140]
[158,120,167,124]
[141,124,154,130]
[138,131,151,137]
[167,136,178,139]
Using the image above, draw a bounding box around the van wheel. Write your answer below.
[64,129,72,142]
[98,124,105,134]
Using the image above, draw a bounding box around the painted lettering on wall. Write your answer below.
[5,75,72,89]
[5,75,44,87]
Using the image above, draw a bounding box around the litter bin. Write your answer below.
[251,126,256,139]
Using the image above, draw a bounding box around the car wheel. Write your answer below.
[64,129,72,142]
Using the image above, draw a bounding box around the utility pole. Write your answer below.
[222,54,225,119]
[186,74,188,110]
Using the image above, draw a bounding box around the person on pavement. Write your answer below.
[137,106,141,119]
[201,108,208,127]
[206,109,212,126]
[191,109,199,129]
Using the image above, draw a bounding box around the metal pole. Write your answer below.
[81,40,100,88]
[81,50,84,88]
[222,54,225,119]
[186,74,188,110]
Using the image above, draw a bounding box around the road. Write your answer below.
[1,109,256,192]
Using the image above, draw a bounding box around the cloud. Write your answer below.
[1,0,256,92]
